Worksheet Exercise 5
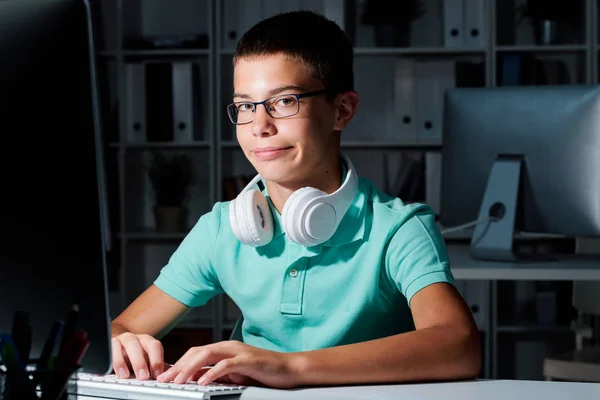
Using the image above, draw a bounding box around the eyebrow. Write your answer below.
[232,85,306,100]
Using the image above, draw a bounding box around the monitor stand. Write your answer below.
[470,154,555,262]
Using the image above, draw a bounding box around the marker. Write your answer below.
[11,311,32,364]
[37,320,64,370]
[0,333,34,396]
[59,304,79,353]
[55,329,89,369]
[0,333,24,370]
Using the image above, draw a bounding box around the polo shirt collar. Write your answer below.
[262,163,367,249]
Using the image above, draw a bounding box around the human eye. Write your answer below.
[236,102,254,112]
[275,95,298,108]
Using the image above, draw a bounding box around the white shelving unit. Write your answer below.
[94,0,599,378]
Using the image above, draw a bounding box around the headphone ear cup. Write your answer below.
[229,195,243,242]
[282,187,327,245]
[230,189,274,246]
[230,191,255,245]
[242,189,274,246]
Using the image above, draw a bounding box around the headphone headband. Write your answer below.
[230,153,358,247]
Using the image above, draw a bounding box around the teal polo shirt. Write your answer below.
[154,175,454,352]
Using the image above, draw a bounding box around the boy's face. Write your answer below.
[232,53,355,185]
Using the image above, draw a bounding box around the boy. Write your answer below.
[111,10,481,388]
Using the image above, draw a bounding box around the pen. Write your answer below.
[41,329,89,400]
[55,329,89,369]
[0,333,36,398]
[0,333,24,370]
[11,310,32,365]
[37,320,64,370]
[59,303,79,353]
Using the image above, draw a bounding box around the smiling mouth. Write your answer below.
[253,146,293,153]
[252,146,293,160]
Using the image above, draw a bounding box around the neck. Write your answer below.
[266,155,343,215]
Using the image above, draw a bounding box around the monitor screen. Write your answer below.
[0,0,112,374]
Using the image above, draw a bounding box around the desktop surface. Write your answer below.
[63,378,600,400]
[447,244,600,281]
[239,379,600,400]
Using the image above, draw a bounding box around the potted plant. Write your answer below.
[515,0,583,45]
[147,152,195,233]
[361,0,426,47]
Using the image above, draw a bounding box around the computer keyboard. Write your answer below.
[69,372,247,399]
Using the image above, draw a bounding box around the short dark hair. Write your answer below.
[233,10,354,94]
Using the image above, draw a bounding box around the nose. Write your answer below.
[250,103,276,138]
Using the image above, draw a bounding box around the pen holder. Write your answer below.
[0,363,81,400]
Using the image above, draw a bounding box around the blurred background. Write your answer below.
[90,0,600,382]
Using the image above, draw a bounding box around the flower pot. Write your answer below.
[153,206,187,233]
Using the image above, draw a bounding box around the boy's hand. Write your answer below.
[155,340,301,389]
[111,332,169,380]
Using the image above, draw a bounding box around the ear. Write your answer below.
[333,91,359,131]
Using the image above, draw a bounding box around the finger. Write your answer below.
[111,337,130,378]
[120,333,151,380]
[156,365,180,383]
[139,335,165,379]
[158,344,220,384]
[189,366,212,381]
[199,358,242,386]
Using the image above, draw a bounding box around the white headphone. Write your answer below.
[229,153,359,247]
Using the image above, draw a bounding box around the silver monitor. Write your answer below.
[440,85,600,261]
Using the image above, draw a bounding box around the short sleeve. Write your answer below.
[154,203,224,307]
[385,205,454,307]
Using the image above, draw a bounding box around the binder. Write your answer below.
[219,0,262,47]
[322,0,345,31]
[455,280,490,330]
[443,0,464,47]
[261,0,282,18]
[221,0,239,49]
[124,62,146,142]
[393,58,417,142]
[172,62,196,143]
[237,0,263,39]
[464,0,487,48]
[425,152,442,216]
[415,60,455,142]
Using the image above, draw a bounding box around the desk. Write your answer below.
[446,244,600,379]
[448,245,600,281]
[239,379,600,400]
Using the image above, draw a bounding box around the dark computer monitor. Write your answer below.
[0,0,112,374]
[440,85,600,261]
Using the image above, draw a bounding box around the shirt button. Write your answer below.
[289,268,298,277]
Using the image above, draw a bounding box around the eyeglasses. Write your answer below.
[226,89,328,125]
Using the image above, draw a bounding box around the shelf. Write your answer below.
[110,141,211,149]
[220,140,442,149]
[353,47,486,56]
[117,232,188,241]
[496,45,587,53]
[99,49,210,57]
[220,47,485,56]
[496,324,572,334]
[220,44,596,56]
[341,139,442,149]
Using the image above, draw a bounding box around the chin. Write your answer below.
[249,151,298,182]
[253,164,294,184]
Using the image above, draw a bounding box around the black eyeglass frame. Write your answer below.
[226,89,329,125]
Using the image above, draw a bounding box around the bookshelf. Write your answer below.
[94,0,598,377]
